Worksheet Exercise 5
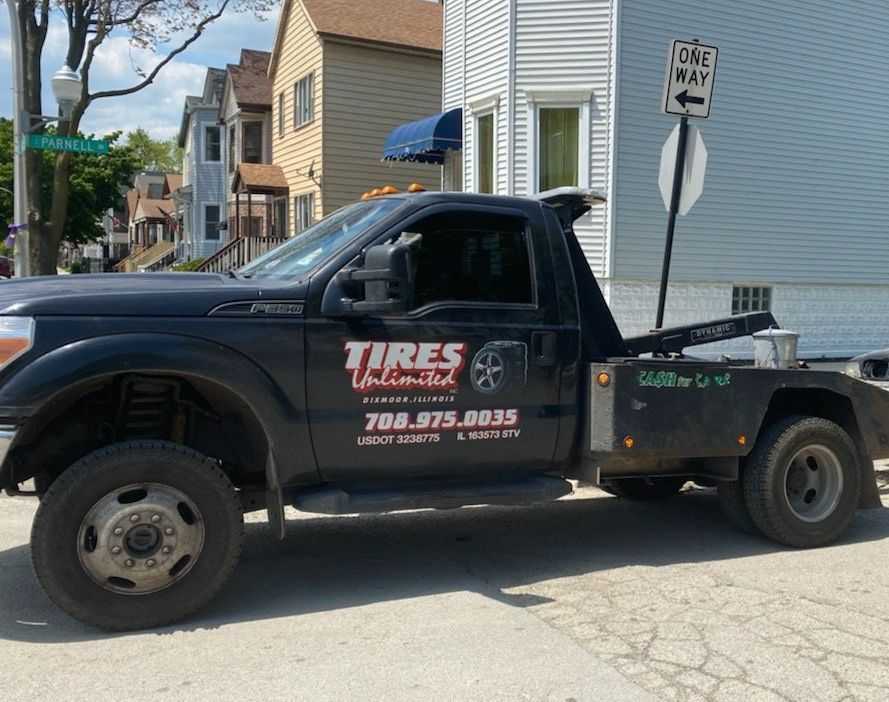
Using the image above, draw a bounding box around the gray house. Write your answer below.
[175,68,228,261]
[438,0,889,359]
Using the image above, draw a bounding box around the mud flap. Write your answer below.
[859,454,883,510]
[265,449,286,539]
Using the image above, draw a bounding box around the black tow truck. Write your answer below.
[0,188,886,630]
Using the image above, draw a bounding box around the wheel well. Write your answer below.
[761,389,862,449]
[6,373,269,492]
[756,387,881,509]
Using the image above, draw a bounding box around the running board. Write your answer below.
[624,311,777,356]
[293,476,574,515]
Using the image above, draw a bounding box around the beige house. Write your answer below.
[268,0,443,235]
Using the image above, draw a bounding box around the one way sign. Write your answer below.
[662,40,718,118]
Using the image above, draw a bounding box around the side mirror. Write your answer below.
[326,243,414,317]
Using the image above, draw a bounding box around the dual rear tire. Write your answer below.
[717,416,861,548]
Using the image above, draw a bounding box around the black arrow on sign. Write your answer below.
[674,90,705,108]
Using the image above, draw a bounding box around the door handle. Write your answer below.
[531,331,556,366]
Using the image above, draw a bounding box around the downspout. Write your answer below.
[507,0,516,196]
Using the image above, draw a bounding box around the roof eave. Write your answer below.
[319,32,442,57]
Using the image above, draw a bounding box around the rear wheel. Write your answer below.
[717,476,760,535]
[606,476,687,500]
[742,416,860,548]
[31,441,244,630]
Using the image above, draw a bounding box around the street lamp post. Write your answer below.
[5,0,83,277]
[5,0,28,277]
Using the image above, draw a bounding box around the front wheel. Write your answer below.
[31,441,244,630]
[742,416,860,548]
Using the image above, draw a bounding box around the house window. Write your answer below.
[242,122,263,163]
[402,211,534,309]
[204,126,221,162]
[294,192,315,233]
[732,286,772,315]
[476,112,495,194]
[274,198,288,236]
[538,107,579,191]
[277,92,285,138]
[294,73,314,128]
[204,204,220,241]
[240,216,262,237]
[228,125,236,173]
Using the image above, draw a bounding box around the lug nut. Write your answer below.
[113,527,124,536]
[162,546,172,554]
[125,559,135,568]
[130,514,140,523]
[146,559,156,568]
[111,546,122,555]
[164,528,174,536]
[151,515,161,523]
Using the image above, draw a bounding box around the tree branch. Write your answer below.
[88,0,230,102]
[92,0,164,28]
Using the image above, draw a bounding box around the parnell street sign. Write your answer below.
[26,133,110,155]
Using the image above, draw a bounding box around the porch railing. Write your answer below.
[197,236,286,274]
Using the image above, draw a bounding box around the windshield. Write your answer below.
[237,199,405,280]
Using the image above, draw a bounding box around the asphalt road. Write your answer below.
[1,466,888,701]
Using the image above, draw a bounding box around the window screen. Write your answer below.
[204,126,221,162]
[405,212,533,309]
[242,122,262,163]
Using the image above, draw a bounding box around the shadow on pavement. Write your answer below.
[1,487,887,643]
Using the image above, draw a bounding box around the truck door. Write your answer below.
[304,204,565,482]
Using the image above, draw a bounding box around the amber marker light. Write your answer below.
[596,372,611,387]
[360,192,372,200]
[738,435,747,446]
[369,188,382,198]
[380,185,397,195]
[407,183,426,193]
[0,317,34,368]
[623,436,635,449]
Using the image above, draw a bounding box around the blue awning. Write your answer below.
[382,108,462,165]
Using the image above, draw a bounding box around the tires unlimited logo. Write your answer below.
[343,341,524,446]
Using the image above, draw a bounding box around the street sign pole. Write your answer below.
[655,116,689,329]
[655,39,718,329]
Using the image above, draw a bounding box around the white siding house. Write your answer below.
[443,0,889,358]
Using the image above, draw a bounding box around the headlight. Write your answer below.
[844,361,862,378]
[0,317,35,368]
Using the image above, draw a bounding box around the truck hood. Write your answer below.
[0,273,307,317]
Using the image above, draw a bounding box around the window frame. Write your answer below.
[203,203,221,241]
[468,94,499,194]
[227,124,236,173]
[293,72,315,130]
[525,86,593,194]
[369,203,539,317]
[277,92,285,138]
[294,191,316,234]
[241,121,263,164]
[203,125,221,163]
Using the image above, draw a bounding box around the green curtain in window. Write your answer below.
[539,108,579,191]
[477,113,495,194]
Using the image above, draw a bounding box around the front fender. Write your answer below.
[0,333,317,525]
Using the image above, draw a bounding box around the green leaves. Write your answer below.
[0,118,137,247]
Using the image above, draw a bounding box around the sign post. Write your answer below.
[655,39,718,329]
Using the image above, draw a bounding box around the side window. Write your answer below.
[397,212,534,310]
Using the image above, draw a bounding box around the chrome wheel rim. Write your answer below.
[77,483,205,595]
[782,444,844,523]
[473,351,504,393]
